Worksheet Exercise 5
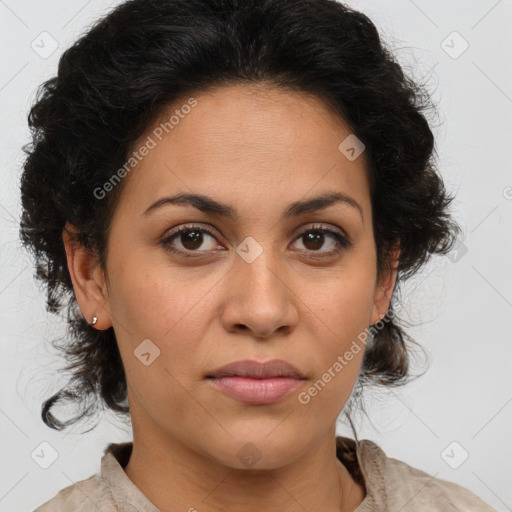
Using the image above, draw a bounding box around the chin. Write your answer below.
[201,431,306,470]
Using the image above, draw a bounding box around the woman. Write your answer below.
[19,0,495,510]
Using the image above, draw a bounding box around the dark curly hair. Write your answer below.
[19,0,460,434]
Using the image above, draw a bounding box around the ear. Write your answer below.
[370,244,400,325]
[62,222,111,329]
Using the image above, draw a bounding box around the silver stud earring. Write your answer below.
[91,316,98,326]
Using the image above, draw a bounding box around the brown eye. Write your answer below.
[302,231,327,251]
[161,225,223,256]
[177,229,205,250]
[291,226,351,255]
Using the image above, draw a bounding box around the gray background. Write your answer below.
[1,0,511,510]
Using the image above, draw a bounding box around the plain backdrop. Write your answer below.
[1,0,511,510]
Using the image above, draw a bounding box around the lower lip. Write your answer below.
[208,376,303,404]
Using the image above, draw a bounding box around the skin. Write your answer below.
[63,83,399,512]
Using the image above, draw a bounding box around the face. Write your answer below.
[65,83,397,469]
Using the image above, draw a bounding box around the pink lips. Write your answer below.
[206,359,306,405]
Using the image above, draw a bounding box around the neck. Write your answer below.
[123,422,365,512]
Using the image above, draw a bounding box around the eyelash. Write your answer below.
[160,223,352,259]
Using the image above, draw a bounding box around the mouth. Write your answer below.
[206,359,306,405]
[206,359,306,379]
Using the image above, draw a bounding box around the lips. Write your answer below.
[206,359,306,404]
[206,359,306,379]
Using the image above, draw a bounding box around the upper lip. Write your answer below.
[207,359,306,379]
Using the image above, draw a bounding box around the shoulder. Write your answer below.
[33,473,117,512]
[32,442,158,512]
[380,450,494,510]
[337,437,496,511]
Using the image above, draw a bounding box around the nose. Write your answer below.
[219,245,299,340]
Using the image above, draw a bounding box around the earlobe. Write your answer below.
[62,223,111,329]
[370,246,400,325]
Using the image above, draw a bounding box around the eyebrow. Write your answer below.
[142,191,363,222]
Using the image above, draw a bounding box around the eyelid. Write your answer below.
[160,221,351,256]
[162,223,218,240]
[291,223,352,253]
[292,222,349,242]
[163,222,348,241]
[161,223,221,246]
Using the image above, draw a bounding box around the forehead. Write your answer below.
[116,84,370,217]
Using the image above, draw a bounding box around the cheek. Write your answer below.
[106,256,220,393]
[313,267,376,338]
[296,306,368,431]
[109,267,210,423]
[107,252,216,342]
[293,337,365,438]
[303,268,375,393]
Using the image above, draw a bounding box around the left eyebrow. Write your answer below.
[142,191,363,222]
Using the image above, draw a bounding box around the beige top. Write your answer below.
[33,436,495,511]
